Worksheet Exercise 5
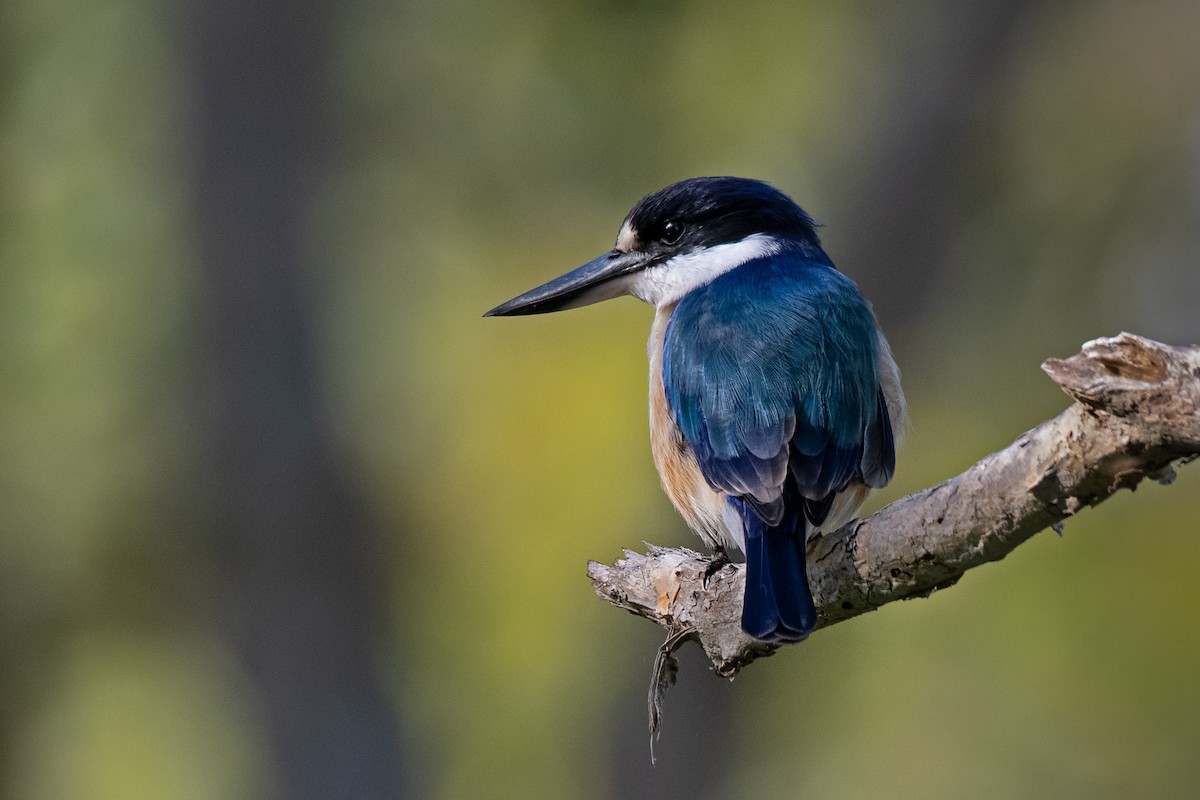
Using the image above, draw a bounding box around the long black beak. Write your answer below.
[484,250,647,317]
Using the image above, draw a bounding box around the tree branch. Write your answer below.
[588,333,1200,680]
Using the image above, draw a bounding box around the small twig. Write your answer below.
[648,626,695,763]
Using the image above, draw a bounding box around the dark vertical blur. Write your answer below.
[829,0,1040,335]
[185,0,406,796]
[608,646,734,800]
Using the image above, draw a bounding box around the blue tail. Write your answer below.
[737,498,818,643]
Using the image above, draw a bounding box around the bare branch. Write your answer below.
[588,333,1200,678]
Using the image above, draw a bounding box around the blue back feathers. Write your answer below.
[663,249,895,527]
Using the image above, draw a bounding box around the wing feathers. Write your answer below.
[663,253,897,527]
[860,388,896,488]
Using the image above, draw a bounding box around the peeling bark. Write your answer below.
[588,334,1200,682]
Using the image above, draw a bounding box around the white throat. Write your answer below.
[627,234,780,308]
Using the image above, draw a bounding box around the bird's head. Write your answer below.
[485,176,827,316]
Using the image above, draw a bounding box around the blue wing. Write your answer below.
[663,251,895,528]
[663,250,895,642]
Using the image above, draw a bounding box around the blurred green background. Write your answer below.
[2,0,1200,798]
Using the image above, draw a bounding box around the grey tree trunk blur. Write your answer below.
[834,0,1040,334]
[609,644,734,800]
[185,1,406,797]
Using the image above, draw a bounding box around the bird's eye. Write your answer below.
[660,220,684,245]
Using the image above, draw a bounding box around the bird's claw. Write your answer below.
[702,546,731,589]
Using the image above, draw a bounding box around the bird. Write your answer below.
[485,177,904,643]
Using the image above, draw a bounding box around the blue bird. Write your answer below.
[486,177,905,643]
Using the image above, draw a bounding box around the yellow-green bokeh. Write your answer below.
[2,0,1199,798]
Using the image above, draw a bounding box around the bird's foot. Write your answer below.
[702,546,731,589]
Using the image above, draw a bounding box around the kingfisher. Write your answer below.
[486,177,904,643]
